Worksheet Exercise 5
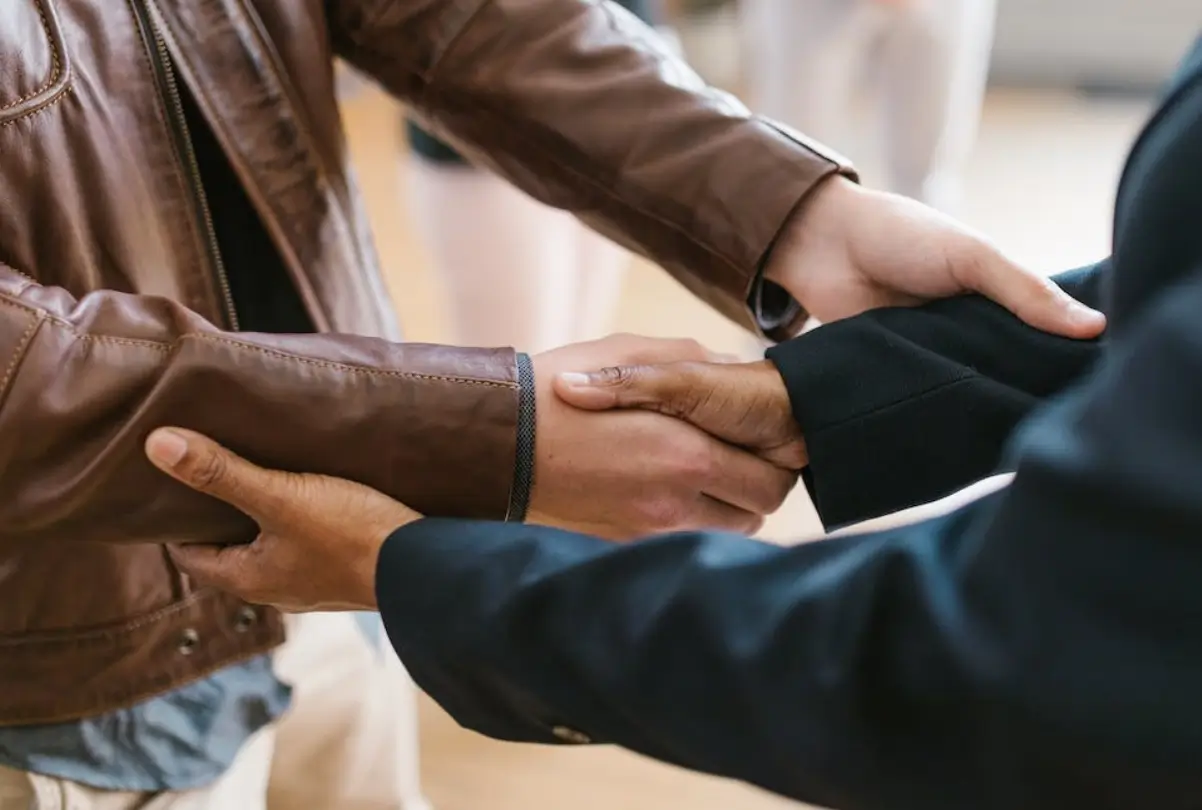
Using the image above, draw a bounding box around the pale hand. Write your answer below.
[145,428,418,612]
[766,178,1107,338]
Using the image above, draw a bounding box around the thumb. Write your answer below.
[954,245,1106,339]
[146,428,283,519]
[554,363,706,417]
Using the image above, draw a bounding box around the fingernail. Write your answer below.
[557,372,593,388]
[147,429,189,468]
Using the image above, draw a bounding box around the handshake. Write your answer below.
[142,333,810,610]
[527,334,806,539]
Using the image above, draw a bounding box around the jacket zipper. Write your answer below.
[129,0,240,331]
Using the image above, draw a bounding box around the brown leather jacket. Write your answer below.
[0,0,850,725]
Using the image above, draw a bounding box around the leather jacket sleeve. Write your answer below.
[0,264,521,546]
[328,0,855,338]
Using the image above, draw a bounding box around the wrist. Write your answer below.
[763,175,859,290]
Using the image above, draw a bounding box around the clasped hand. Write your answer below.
[525,335,799,539]
[144,334,799,612]
[141,177,1112,612]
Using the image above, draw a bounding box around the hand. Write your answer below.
[766,177,1106,338]
[528,335,795,538]
[144,428,419,612]
[555,359,806,470]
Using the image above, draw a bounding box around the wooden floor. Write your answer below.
[335,79,1145,810]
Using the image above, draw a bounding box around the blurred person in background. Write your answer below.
[742,0,997,213]
[403,0,678,353]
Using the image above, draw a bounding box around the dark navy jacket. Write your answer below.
[377,37,1202,810]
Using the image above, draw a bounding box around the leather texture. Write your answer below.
[0,0,850,724]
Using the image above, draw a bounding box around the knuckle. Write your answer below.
[595,364,635,388]
[1032,273,1064,301]
[230,546,272,600]
[258,470,307,513]
[608,332,639,353]
[740,465,796,515]
[667,439,714,480]
[944,245,978,288]
[280,470,310,498]
[681,366,715,408]
[768,470,796,510]
[636,497,685,533]
[189,449,230,492]
[673,338,708,361]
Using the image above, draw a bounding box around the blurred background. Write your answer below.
[325,3,1195,808]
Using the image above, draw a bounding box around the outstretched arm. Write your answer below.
[152,262,1200,809]
[555,264,1105,528]
[372,264,1197,810]
[0,262,520,546]
[320,0,1102,339]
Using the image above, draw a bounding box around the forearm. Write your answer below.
[373,509,1044,809]
[329,0,853,336]
[768,263,1105,528]
[376,265,1202,809]
[0,265,524,545]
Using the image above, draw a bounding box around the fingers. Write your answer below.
[952,243,1106,339]
[691,495,766,536]
[145,428,285,520]
[698,439,796,516]
[167,542,259,595]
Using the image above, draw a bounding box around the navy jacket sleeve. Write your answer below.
[377,263,1202,810]
[765,265,1105,529]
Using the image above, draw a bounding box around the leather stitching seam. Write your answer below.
[0,0,73,125]
[0,0,63,111]
[0,94,71,129]
[0,312,45,414]
[0,590,212,645]
[0,295,517,389]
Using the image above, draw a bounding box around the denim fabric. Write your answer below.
[0,656,290,791]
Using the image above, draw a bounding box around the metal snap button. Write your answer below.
[551,725,592,745]
[178,628,200,655]
[234,606,258,633]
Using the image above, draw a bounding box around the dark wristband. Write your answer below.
[507,352,537,521]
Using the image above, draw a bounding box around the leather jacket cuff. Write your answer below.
[749,274,806,339]
[507,352,537,522]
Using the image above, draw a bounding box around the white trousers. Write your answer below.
[741,0,997,212]
[0,614,429,810]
